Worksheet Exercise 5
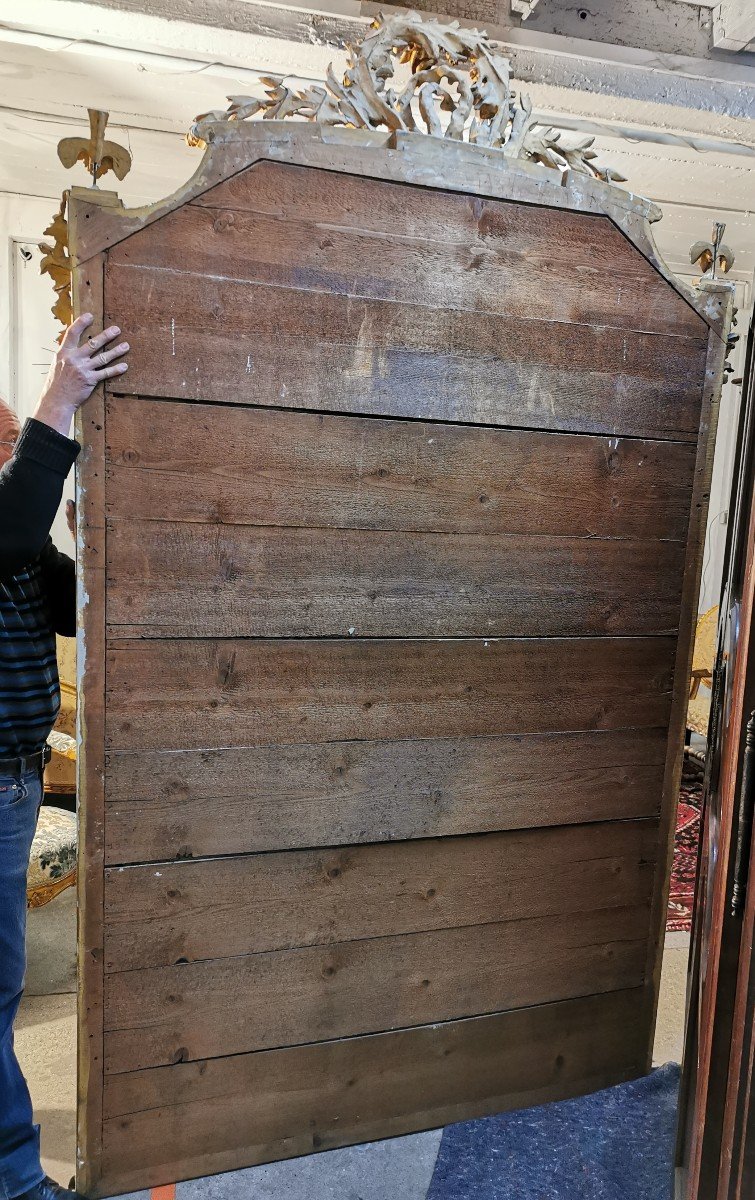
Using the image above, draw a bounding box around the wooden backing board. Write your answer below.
[104,727,667,864]
[102,904,650,1072]
[72,123,732,1197]
[105,398,697,540]
[102,818,658,969]
[100,987,648,1192]
[103,635,677,750]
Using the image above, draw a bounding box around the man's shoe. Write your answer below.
[14,1176,85,1200]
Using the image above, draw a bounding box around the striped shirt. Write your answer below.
[0,419,78,756]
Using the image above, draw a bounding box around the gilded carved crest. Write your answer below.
[41,110,132,341]
[188,11,626,185]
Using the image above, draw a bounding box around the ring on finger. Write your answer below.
[88,336,97,350]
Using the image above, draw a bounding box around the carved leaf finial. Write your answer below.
[39,196,72,344]
[187,11,626,187]
[57,108,132,186]
[690,221,735,279]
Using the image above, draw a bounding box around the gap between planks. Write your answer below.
[101,984,650,1087]
[102,515,690,545]
[103,389,703,446]
[101,811,661,872]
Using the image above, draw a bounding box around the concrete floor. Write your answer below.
[16,888,690,1199]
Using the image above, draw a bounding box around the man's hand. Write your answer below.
[34,313,129,438]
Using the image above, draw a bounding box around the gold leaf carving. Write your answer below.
[188,10,625,186]
[57,109,132,184]
[39,196,72,345]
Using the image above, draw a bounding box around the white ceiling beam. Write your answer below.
[506,0,716,58]
[3,0,755,137]
[510,0,542,19]
[713,1,755,51]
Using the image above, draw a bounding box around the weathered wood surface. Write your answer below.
[72,251,108,1198]
[70,131,728,1197]
[71,124,722,340]
[103,904,648,1073]
[101,987,647,1191]
[106,518,685,639]
[107,161,706,342]
[105,398,697,542]
[104,727,667,864]
[104,264,705,439]
[104,636,676,751]
[103,819,657,972]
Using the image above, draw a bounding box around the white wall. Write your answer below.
[0,70,752,601]
[0,192,75,555]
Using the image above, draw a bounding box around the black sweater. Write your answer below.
[0,418,79,755]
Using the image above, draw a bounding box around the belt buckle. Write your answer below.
[43,744,52,766]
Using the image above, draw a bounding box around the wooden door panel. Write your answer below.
[72,129,725,1195]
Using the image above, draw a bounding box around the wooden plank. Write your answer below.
[71,251,108,1197]
[643,292,734,1086]
[667,295,739,1190]
[106,519,686,639]
[104,264,706,439]
[103,904,649,1072]
[104,636,676,752]
[103,819,657,971]
[104,727,667,865]
[69,124,721,340]
[105,397,697,542]
[100,988,647,1192]
[107,161,706,340]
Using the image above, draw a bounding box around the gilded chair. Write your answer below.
[27,636,77,908]
[686,605,719,742]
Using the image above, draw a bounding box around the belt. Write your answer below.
[0,745,52,775]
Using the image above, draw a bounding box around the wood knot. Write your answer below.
[212,212,235,233]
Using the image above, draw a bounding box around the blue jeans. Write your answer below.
[0,766,45,1199]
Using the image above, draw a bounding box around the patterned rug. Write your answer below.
[666,769,703,933]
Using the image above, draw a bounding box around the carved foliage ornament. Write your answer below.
[39,196,72,345]
[41,110,132,343]
[188,11,627,186]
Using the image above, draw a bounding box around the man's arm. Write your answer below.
[0,420,79,576]
[39,539,76,636]
[0,313,129,578]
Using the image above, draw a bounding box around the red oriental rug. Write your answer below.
[666,769,703,933]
